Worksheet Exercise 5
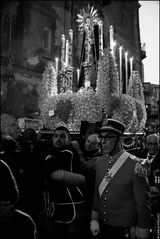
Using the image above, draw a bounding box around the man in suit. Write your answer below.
[130,133,160,239]
[142,133,159,187]
[90,118,151,239]
[130,133,160,187]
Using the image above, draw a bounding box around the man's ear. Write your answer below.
[67,133,71,144]
[119,136,124,147]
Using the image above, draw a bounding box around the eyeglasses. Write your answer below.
[100,135,118,141]
[147,143,158,146]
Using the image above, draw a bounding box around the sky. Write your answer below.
[139,1,159,85]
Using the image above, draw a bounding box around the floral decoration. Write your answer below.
[134,99,147,131]
[54,98,72,123]
[127,70,147,130]
[37,61,57,109]
[96,48,110,112]
[76,87,103,123]
[127,71,145,102]
[109,94,139,132]
[96,48,120,114]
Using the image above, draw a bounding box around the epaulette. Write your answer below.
[129,154,151,177]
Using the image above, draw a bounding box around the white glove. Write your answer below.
[90,219,100,236]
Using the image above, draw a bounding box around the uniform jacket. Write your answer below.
[92,150,151,229]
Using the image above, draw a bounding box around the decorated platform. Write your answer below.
[37,4,147,134]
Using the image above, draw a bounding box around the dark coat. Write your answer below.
[47,143,86,223]
[0,209,37,239]
[17,140,55,216]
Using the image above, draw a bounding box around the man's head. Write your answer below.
[52,126,71,149]
[23,128,37,143]
[100,119,126,155]
[84,133,100,152]
[146,133,159,156]
[22,128,37,152]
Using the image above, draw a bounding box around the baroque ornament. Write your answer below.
[76,4,100,33]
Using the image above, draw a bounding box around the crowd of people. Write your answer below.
[0,119,159,239]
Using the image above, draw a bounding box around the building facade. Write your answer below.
[143,82,160,131]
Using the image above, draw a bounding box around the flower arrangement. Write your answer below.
[127,70,147,131]
[108,94,139,132]
[127,71,145,102]
[39,87,103,130]
[96,48,120,114]
[37,62,57,111]
[40,91,77,126]
[76,87,102,123]
[96,48,110,112]
[134,98,147,131]
[108,48,120,96]
[55,99,72,123]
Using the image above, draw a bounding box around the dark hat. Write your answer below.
[0,160,19,203]
[100,118,126,135]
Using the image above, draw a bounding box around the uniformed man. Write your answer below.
[90,118,151,239]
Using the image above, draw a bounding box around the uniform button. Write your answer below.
[104,197,107,201]
[107,168,110,172]
[103,218,106,222]
[105,190,108,193]
[109,161,112,164]
[103,205,106,208]
[103,211,106,215]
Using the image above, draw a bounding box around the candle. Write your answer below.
[84,32,88,62]
[125,51,128,92]
[77,69,80,84]
[130,57,133,77]
[61,34,65,71]
[65,39,69,67]
[109,25,114,54]
[69,29,73,67]
[112,40,116,59]
[87,30,90,62]
[99,20,103,60]
[119,46,122,93]
[55,57,59,76]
